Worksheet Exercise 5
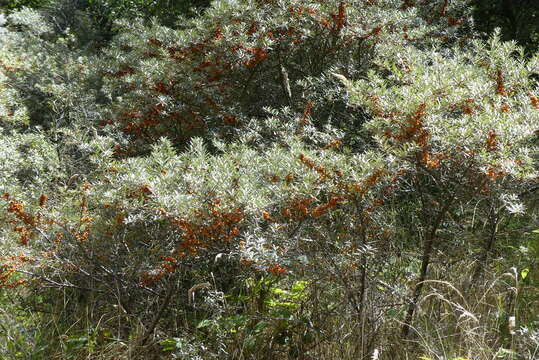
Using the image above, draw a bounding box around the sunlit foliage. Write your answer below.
[1,0,538,359]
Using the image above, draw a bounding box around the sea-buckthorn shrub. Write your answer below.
[0,8,105,132]
[0,132,62,196]
[343,30,539,345]
[0,132,62,264]
[99,0,472,154]
[0,8,119,185]
[2,1,539,359]
[0,134,401,357]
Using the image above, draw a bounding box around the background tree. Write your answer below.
[472,0,539,55]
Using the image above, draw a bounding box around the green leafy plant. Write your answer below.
[1,1,539,359]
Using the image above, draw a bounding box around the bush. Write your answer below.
[1,1,539,359]
[98,0,471,154]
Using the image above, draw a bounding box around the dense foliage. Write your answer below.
[1,0,538,359]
